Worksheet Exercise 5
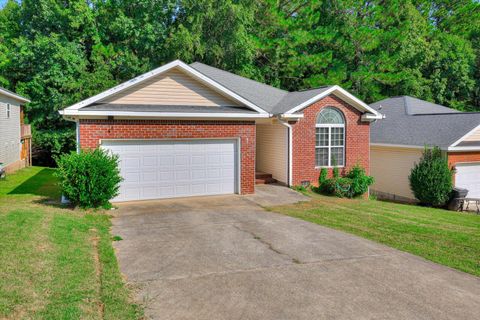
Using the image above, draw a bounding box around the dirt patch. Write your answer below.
[89,228,105,318]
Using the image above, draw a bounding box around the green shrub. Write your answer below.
[346,165,374,197]
[409,147,453,207]
[315,165,374,198]
[318,168,328,185]
[322,177,353,197]
[55,148,122,209]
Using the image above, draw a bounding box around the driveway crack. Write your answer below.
[232,224,301,264]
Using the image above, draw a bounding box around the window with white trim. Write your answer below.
[6,103,10,119]
[315,107,345,167]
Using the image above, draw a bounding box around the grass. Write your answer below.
[0,167,142,319]
[270,191,480,277]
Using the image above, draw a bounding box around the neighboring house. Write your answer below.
[0,87,31,173]
[370,96,480,202]
[60,60,382,202]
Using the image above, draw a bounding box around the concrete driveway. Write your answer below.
[112,185,480,320]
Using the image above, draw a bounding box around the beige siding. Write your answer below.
[370,145,423,200]
[464,126,480,141]
[101,68,239,106]
[256,122,288,184]
[0,95,21,166]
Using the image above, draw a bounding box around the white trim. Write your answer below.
[62,60,269,115]
[60,109,269,119]
[448,146,480,152]
[315,108,346,167]
[283,85,383,119]
[279,120,293,186]
[450,124,480,147]
[370,143,429,150]
[236,137,242,195]
[0,88,30,103]
[453,161,480,166]
[76,120,80,153]
[361,113,384,121]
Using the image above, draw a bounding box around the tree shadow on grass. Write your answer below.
[8,168,62,200]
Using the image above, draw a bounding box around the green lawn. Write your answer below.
[270,191,480,277]
[0,167,142,319]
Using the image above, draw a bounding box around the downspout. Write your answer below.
[76,119,80,154]
[279,119,293,187]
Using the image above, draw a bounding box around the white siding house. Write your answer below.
[0,88,30,172]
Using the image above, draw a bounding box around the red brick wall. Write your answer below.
[448,152,480,184]
[79,119,256,194]
[290,95,370,186]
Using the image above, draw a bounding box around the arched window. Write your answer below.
[315,107,345,167]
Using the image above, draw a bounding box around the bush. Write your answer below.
[55,148,122,209]
[33,127,76,167]
[315,165,374,198]
[322,177,354,197]
[346,165,374,197]
[409,147,453,207]
[318,168,328,185]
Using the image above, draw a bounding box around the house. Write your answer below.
[370,96,480,202]
[60,60,382,202]
[0,87,31,173]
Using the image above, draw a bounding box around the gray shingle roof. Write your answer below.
[370,96,480,148]
[189,62,334,114]
[80,104,255,113]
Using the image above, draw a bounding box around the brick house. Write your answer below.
[370,96,480,202]
[60,60,382,202]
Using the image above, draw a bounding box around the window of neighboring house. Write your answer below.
[315,107,345,167]
[6,103,10,119]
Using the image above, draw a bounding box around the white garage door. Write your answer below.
[102,139,238,202]
[455,163,480,198]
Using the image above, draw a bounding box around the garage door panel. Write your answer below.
[191,155,206,165]
[175,170,190,181]
[102,139,238,202]
[175,184,190,196]
[207,154,222,165]
[158,185,175,197]
[222,168,235,177]
[191,169,206,180]
[142,156,157,167]
[141,171,157,182]
[124,172,141,183]
[159,171,174,181]
[456,163,480,198]
[159,155,174,167]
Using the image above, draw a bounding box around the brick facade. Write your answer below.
[290,95,370,186]
[79,119,256,194]
[448,152,480,184]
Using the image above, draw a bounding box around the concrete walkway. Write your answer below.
[112,185,480,320]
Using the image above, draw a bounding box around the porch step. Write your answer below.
[255,172,277,185]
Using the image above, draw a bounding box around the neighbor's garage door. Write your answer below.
[455,163,480,198]
[102,139,238,202]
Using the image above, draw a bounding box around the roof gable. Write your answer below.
[100,68,239,107]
